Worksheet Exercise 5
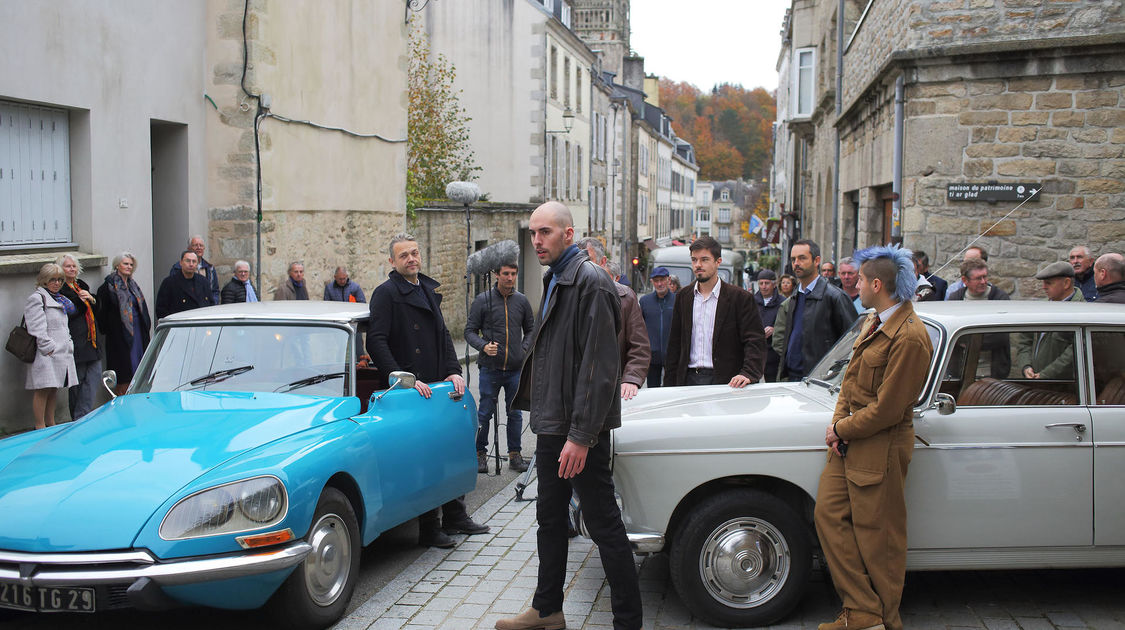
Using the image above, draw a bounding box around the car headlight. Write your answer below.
[160,476,288,540]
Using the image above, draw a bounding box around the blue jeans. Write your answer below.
[476,366,523,453]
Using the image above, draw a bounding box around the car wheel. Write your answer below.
[669,489,811,628]
[268,487,361,630]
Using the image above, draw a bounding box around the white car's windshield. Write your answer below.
[131,324,350,396]
[808,313,941,389]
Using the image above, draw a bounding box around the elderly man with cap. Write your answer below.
[754,269,783,382]
[639,266,675,389]
[1016,261,1085,381]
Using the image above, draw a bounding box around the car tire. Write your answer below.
[267,487,361,630]
[669,488,811,628]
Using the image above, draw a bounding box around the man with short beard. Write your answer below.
[773,239,858,381]
[367,233,489,549]
[664,235,765,387]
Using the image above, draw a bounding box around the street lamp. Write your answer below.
[546,107,575,135]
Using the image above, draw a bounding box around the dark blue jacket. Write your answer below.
[170,258,220,305]
[324,279,366,303]
[1076,269,1098,302]
[924,272,948,301]
[639,290,675,365]
[366,271,460,389]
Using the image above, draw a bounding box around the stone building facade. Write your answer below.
[571,0,631,78]
[205,1,408,298]
[775,0,1125,296]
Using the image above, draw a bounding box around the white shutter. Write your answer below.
[0,100,70,246]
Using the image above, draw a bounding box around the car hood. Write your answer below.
[0,391,359,552]
[616,382,836,453]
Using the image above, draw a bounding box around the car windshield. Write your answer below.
[808,312,942,389]
[131,324,351,396]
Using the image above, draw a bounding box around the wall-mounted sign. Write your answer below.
[947,183,1041,202]
[764,218,781,244]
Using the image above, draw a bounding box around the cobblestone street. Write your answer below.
[333,475,1125,630]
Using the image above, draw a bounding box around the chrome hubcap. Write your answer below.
[699,517,790,608]
[304,513,351,606]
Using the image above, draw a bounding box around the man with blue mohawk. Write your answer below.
[813,244,933,630]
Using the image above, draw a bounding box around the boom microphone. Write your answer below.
[467,240,520,276]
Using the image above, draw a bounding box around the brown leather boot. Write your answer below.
[509,451,529,472]
[495,607,565,630]
[818,608,885,630]
[478,451,488,474]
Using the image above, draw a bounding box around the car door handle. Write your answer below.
[1045,422,1087,440]
[448,391,463,402]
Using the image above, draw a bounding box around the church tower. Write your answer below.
[570,0,630,78]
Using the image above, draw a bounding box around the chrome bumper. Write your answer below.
[627,533,665,554]
[0,542,311,587]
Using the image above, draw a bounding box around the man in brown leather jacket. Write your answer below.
[814,245,933,630]
[577,238,651,399]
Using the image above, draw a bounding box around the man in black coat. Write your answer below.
[220,260,259,303]
[664,236,766,387]
[773,239,859,381]
[1094,253,1125,304]
[155,251,214,320]
[366,233,488,549]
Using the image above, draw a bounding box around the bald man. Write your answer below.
[500,202,641,630]
[1094,253,1125,304]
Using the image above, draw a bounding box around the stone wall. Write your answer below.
[412,203,538,339]
[842,0,1125,107]
[900,70,1125,296]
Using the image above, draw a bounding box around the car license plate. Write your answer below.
[0,582,95,613]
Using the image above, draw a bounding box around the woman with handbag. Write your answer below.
[95,252,151,396]
[58,253,102,420]
[25,263,79,430]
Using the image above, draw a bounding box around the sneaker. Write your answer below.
[478,451,488,473]
[442,517,490,535]
[495,607,565,630]
[509,451,529,472]
[818,609,885,630]
[418,528,456,549]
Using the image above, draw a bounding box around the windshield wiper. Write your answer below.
[275,372,346,393]
[174,365,255,391]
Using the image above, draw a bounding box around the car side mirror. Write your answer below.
[102,370,118,399]
[935,392,956,415]
[915,392,956,419]
[374,371,417,403]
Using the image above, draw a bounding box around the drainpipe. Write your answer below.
[832,0,844,261]
[892,74,905,244]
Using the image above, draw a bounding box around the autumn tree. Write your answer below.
[659,79,776,181]
[407,23,479,215]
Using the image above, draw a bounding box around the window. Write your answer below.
[564,57,571,108]
[561,2,572,27]
[718,208,731,223]
[945,329,1080,406]
[794,47,816,118]
[1091,330,1125,405]
[550,47,558,100]
[718,225,730,242]
[640,195,648,225]
[576,146,583,200]
[1,100,72,247]
[549,136,557,199]
[564,141,571,200]
[542,0,555,11]
[699,209,710,223]
[576,70,582,114]
[720,189,730,201]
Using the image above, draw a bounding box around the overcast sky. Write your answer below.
[629,0,791,92]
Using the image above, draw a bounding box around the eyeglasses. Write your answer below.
[47,277,64,283]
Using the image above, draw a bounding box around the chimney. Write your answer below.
[623,55,645,92]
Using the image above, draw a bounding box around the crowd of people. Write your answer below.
[17,235,378,430]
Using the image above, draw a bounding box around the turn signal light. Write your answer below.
[236,528,295,549]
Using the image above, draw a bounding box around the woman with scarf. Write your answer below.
[57,253,102,419]
[95,252,152,396]
[24,263,79,430]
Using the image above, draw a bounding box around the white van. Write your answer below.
[649,245,746,289]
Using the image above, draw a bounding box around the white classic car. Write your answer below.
[606,301,1125,627]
